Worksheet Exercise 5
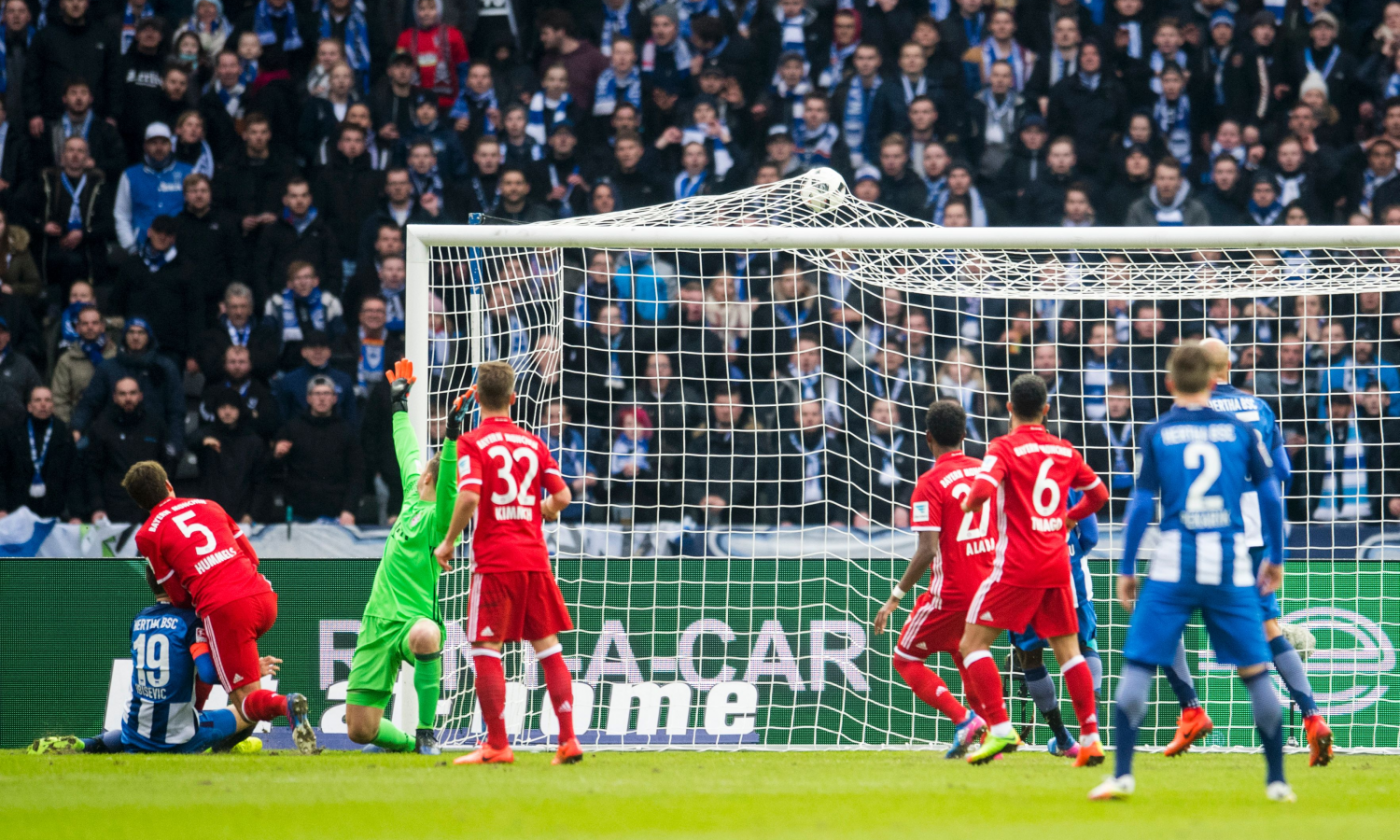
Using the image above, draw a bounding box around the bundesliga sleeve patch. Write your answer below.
[912,501,929,523]
[458,457,470,477]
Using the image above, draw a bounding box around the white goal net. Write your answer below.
[407,170,1400,753]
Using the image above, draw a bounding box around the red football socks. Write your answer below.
[962,650,1009,726]
[472,649,509,749]
[240,689,288,722]
[539,647,576,742]
[1062,656,1100,737]
[952,652,981,720]
[893,656,969,724]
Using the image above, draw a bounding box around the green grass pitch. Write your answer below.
[5,750,1400,839]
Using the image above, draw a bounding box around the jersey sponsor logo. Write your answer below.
[912,501,929,522]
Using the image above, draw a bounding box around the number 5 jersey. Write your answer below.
[136,497,272,617]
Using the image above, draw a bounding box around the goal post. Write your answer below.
[405,170,1400,753]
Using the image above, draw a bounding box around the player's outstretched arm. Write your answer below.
[435,490,479,571]
[873,530,938,636]
[387,360,425,497]
[432,389,471,547]
[1117,488,1157,609]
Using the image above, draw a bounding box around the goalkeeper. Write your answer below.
[346,360,467,755]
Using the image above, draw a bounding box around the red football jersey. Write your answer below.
[135,497,272,617]
[974,425,1102,589]
[456,416,568,574]
[908,451,997,611]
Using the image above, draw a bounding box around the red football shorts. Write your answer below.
[468,571,573,644]
[967,579,1078,638]
[895,593,966,661]
[202,591,278,692]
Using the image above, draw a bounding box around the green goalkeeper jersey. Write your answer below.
[362,412,458,623]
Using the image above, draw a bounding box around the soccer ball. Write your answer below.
[1279,622,1317,661]
[799,168,847,214]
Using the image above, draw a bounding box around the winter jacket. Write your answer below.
[51,339,118,424]
[114,157,195,252]
[190,418,269,522]
[40,116,127,182]
[176,206,247,317]
[107,250,204,360]
[272,361,358,427]
[0,346,41,428]
[273,410,364,519]
[22,167,114,286]
[252,212,343,297]
[22,15,123,121]
[84,401,173,524]
[311,150,384,261]
[72,343,185,452]
[0,412,82,518]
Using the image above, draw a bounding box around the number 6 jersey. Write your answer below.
[136,497,272,618]
[908,450,998,611]
[974,425,1103,589]
[456,416,568,574]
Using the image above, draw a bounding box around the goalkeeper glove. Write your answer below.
[385,359,416,413]
[445,386,475,439]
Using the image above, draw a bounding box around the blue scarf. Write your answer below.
[279,286,326,341]
[1304,45,1340,80]
[641,37,692,77]
[681,124,733,176]
[982,37,1030,91]
[1388,73,1400,99]
[452,84,498,131]
[1148,183,1189,226]
[600,0,632,56]
[61,110,93,141]
[819,39,858,89]
[356,326,385,389]
[1154,94,1192,164]
[140,241,174,272]
[1249,197,1283,225]
[1362,167,1397,217]
[0,25,33,94]
[80,334,108,366]
[282,205,318,235]
[842,75,879,167]
[1148,49,1187,94]
[527,91,572,144]
[1316,417,1369,520]
[381,285,405,332]
[673,169,706,198]
[409,164,443,199]
[933,187,989,226]
[59,302,94,348]
[254,0,304,52]
[1118,20,1143,58]
[796,121,839,168]
[120,3,154,54]
[238,58,259,88]
[593,66,641,116]
[678,0,720,37]
[321,6,370,90]
[60,172,87,230]
[789,431,827,503]
[611,432,651,476]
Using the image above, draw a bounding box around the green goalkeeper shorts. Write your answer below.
[346,615,442,709]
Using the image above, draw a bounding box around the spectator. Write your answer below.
[107,215,202,366]
[0,312,39,426]
[591,37,640,122]
[537,9,608,113]
[369,49,420,146]
[606,404,660,520]
[198,342,279,439]
[26,135,114,291]
[84,375,173,524]
[117,19,177,154]
[403,132,466,217]
[182,0,234,60]
[542,398,597,523]
[541,121,589,217]
[848,397,918,528]
[191,387,268,522]
[50,304,115,423]
[264,260,345,368]
[273,375,362,524]
[345,233,405,319]
[176,172,244,318]
[37,78,124,181]
[0,0,33,128]
[873,133,925,218]
[0,385,81,519]
[197,282,280,382]
[71,318,184,452]
[215,113,299,256]
[1198,154,1247,225]
[607,129,663,208]
[23,0,123,128]
[831,41,883,167]
[199,50,246,159]
[490,164,552,222]
[356,167,428,265]
[778,398,847,526]
[254,176,343,294]
[1020,135,1086,226]
[772,334,845,430]
[0,205,37,303]
[1083,380,1138,518]
[297,61,360,163]
[233,0,313,78]
[1307,391,1393,521]
[1125,156,1209,225]
[305,37,346,101]
[1048,39,1123,177]
[683,387,760,526]
[395,0,468,111]
[273,328,356,426]
[332,293,404,398]
[115,123,194,253]
[312,122,383,277]
[641,6,692,97]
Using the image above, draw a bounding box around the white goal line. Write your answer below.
[406,223,1400,252]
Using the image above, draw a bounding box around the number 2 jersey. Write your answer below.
[136,497,272,618]
[908,451,997,611]
[975,425,1103,589]
[456,416,568,574]
[1134,405,1275,586]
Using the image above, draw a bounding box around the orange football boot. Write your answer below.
[1073,737,1105,767]
[1304,716,1333,767]
[454,744,515,765]
[552,738,584,765]
[1163,707,1213,757]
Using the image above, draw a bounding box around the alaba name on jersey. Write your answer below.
[136,497,271,617]
[456,416,568,574]
[908,451,997,610]
[976,425,1102,589]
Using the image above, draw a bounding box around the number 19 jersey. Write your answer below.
[976,425,1102,589]
[908,451,997,611]
[457,416,568,574]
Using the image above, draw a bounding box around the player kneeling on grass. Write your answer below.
[434,361,580,766]
[956,374,1110,767]
[30,569,279,755]
[123,461,317,754]
[1090,342,1293,803]
[873,400,990,758]
[346,360,461,756]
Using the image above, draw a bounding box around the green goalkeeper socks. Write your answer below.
[373,719,415,752]
[414,653,443,730]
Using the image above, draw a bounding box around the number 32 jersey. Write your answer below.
[136,498,271,618]
[909,451,997,611]
[457,416,568,574]
[975,425,1102,589]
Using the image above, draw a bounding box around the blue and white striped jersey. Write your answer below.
[122,603,202,752]
[1135,405,1275,587]
[1209,382,1291,547]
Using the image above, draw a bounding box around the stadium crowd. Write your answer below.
[0,0,1398,530]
